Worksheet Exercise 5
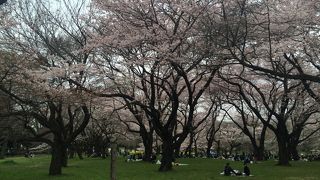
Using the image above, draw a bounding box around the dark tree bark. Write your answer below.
[61,145,68,167]
[49,138,64,175]
[206,139,214,158]
[205,101,223,158]
[276,133,290,166]
[76,147,84,160]
[69,145,75,159]
[289,144,300,161]
[159,139,174,172]
[253,146,265,161]
[174,144,181,158]
[194,139,198,157]
[288,130,301,161]
[142,135,153,162]
[274,120,291,166]
[0,140,7,159]
[216,140,221,156]
[186,132,194,157]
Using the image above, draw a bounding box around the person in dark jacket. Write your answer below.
[224,163,236,176]
[243,163,251,176]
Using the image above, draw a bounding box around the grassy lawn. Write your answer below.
[0,155,319,180]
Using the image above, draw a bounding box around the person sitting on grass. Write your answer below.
[224,163,236,176]
[243,163,251,176]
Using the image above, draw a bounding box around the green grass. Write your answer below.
[0,155,320,180]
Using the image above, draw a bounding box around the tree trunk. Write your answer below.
[174,144,181,158]
[156,145,161,155]
[61,145,68,167]
[102,145,107,159]
[76,147,84,160]
[276,134,290,166]
[69,144,75,159]
[49,142,63,175]
[187,133,194,157]
[216,140,221,156]
[288,132,301,161]
[0,140,7,159]
[142,135,153,162]
[253,146,264,161]
[154,136,162,155]
[159,140,174,172]
[291,147,300,161]
[110,140,117,180]
[206,139,213,158]
[250,139,265,161]
[289,143,300,161]
[69,149,75,159]
[194,140,198,157]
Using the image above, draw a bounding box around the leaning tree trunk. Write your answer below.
[159,139,174,172]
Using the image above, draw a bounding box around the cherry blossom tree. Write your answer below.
[108,71,156,162]
[218,61,320,165]
[117,103,155,162]
[211,0,320,165]
[183,101,215,158]
[217,0,320,102]
[286,90,320,160]
[0,0,94,175]
[220,89,269,161]
[204,110,224,157]
[69,0,224,171]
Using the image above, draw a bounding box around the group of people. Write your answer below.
[125,151,144,162]
[223,162,251,176]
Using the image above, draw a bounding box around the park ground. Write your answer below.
[0,156,320,180]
